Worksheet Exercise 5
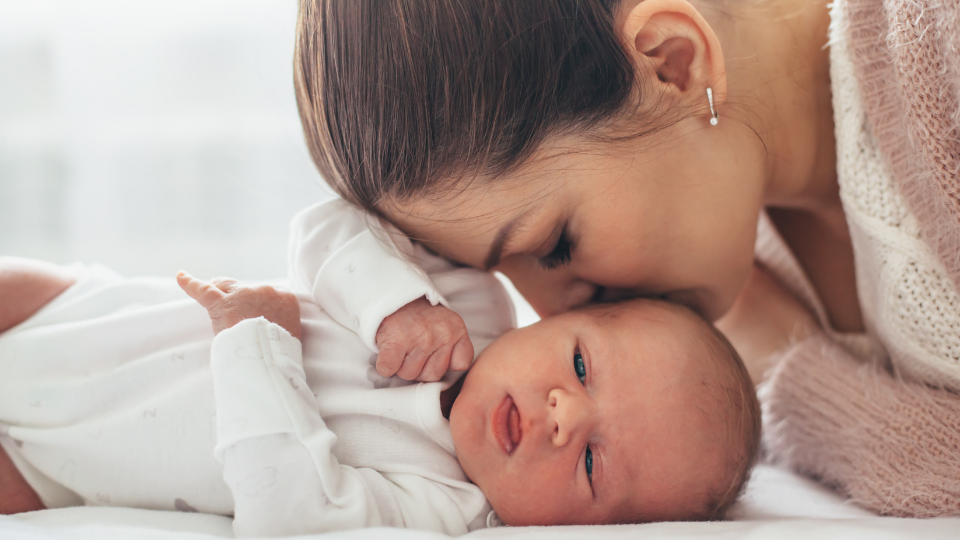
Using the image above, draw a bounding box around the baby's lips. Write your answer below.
[493,395,518,455]
[508,401,523,448]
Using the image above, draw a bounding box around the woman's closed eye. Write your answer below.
[538,226,573,270]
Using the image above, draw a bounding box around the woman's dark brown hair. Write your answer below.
[294,0,645,211]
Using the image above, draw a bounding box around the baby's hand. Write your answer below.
[375,298,474,382]
[177,271,302,340]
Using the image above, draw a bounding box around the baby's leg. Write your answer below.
[0,258,73,512]
[0,257,75,334]
[0,444,44,513]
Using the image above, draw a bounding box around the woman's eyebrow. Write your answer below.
[483,211,531,270]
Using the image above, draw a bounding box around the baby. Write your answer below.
[0,199,759,535]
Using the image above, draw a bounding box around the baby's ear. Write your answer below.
[618,0,727,104]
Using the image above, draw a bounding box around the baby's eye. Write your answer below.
[585,446,593,483]
[574,351,586,384]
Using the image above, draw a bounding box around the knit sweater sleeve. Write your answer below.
[762,332,960,517]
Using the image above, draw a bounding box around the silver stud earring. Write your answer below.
[706,87,719,126]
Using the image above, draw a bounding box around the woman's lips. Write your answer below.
[492,395,523,454]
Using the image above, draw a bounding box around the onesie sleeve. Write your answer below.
[287,198,446,351]
[209,318,477,536]
[761,332,960,517]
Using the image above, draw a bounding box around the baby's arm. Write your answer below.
[289,199,473,381]
[207,317,474,536]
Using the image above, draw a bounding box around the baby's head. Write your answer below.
[450,299,760,525]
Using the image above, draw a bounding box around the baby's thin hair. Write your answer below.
[697,321,762,520]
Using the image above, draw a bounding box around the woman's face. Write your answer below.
[387,117,767,321]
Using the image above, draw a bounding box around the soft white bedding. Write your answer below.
[4,464,958,540]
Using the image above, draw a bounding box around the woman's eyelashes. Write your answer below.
[574,351,587,385]
[538,226,573,270]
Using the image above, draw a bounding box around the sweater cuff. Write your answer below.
[761,333,960,517]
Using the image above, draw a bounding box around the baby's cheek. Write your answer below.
[484,467,577,526]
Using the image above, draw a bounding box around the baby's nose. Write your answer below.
[547,388,593,447]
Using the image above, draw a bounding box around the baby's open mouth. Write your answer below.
[493,395,523,454]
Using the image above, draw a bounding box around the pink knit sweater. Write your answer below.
[848,0,960,287]
[760,0,960,518]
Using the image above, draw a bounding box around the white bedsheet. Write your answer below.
[3,465,958,539]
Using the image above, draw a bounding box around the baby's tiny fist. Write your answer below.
[375,298,474,382]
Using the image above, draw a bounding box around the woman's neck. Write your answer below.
[701,0,865,332]
[699,0,838,214]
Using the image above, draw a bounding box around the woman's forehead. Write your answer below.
[384,180,561,257]
[383,134,618,227]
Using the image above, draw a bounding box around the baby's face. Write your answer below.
[450,300,734,525]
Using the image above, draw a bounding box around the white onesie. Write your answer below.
[0,199,516,536]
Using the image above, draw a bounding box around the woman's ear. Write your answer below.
[618,0,726,106]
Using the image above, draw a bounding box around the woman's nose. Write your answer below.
[547,388,593,447]
[526,278,598,318]
[529,281,597,317]
[561,281,598,313]
[496,258,597,317]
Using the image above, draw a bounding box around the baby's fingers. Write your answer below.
[395,348,430,381]
[416,345,454,382]
[210,276,242,294]
[177,271,225,310]
[449,336,474,372]
[376,345,406,378]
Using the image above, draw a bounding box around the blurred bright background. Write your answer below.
[0,0,328,280]
[0,0,538,325]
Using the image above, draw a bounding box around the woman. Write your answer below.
[294,0,960,516]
